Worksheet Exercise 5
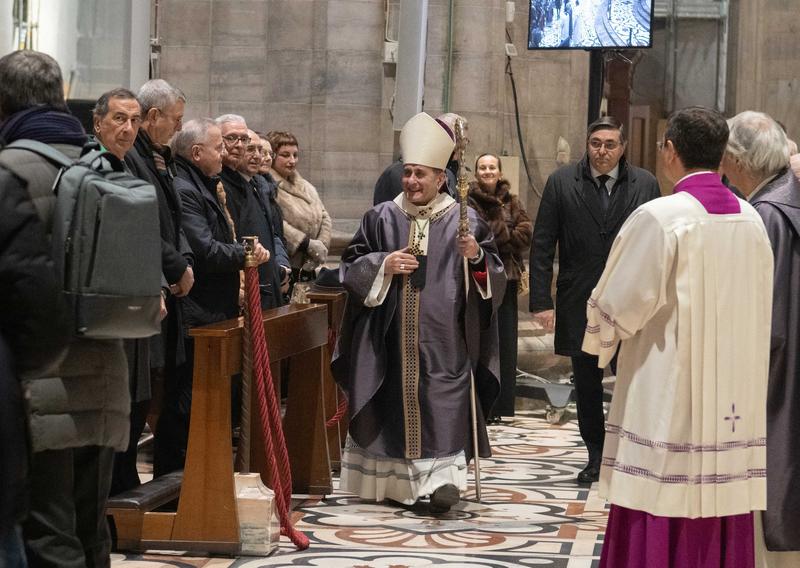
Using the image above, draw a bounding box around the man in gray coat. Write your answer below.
[722,111,800,561]
[0,50,129,568]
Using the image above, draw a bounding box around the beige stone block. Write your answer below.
[311,104,382,153]
[464,111,502,158]
[312,0,329,51]
[182,101,212,121]
[311,151,382,218]
[426,3,450,55]
[379,109,397,155]
[210,46,267,103]
[160,0,211,47]
[160,46,211,102]
[525,61,574,116]
[424,54,447,108]
[209,102,265,131]
[450,54,498,112]
[263,102,313,149]
[211,0,267,47]
[326,0,384,52]
[453,4,496,54]
[320,52,383,106]
[266,0,315,51]
[524,115,569,162]
[264,49,314,103]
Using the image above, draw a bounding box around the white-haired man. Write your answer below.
[333,112,506,515]
[117,78,193,494]
[722,111,800,566]
[216,115,286,309]
[154,118,270,475]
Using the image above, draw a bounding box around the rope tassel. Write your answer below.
[242,238,310,550]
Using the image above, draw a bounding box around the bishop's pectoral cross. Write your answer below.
[724,403,742,433]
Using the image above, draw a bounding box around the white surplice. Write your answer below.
[582,191,773,519]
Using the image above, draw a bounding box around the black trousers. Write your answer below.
[492,280,519,417]
[571,353,606,462]
[153,338,241,478]
[110,398,149,495]
[153,339,194,477]
[23,446,114,568]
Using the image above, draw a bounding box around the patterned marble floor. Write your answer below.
[111,411,607,567]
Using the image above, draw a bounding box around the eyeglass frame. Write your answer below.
[222,134,250,145]
[588,138,622,151]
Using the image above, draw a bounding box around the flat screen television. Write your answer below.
[528,0,654,50]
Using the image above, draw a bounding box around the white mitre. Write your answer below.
[399,112,455,171]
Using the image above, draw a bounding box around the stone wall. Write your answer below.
[157,0,589,221]
[727,0,800,139]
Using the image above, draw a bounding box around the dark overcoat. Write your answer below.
[529,156,660,356]
[751,168,800,551]
[125,130,194,371]
[220,166,285,309]
[174,157,244,329]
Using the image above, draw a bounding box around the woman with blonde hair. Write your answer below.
[468,153,532,423]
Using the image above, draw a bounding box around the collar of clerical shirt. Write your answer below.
[395,191,455,219]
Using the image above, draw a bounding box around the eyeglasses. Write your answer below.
[223,134,250,145]
[656,140,666,151]
[589,139,620,151]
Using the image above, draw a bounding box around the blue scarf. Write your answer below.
[0,106,87,146]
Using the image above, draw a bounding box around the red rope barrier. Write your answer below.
[244,265,309,550]
[325,327,348,429]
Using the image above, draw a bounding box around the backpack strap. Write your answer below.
[79,149,127,173]
[4,139,74,169]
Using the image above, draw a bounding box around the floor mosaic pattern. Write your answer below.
[112,411,607,567]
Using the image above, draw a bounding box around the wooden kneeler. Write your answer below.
[111,303,330,554]
[306,290,348,470]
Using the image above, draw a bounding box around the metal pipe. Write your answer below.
[443,0,454,112]
[716,0,729,112]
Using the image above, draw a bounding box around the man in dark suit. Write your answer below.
[529,116,660,484]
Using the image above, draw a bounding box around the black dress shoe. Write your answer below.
[577,462,600,484]
[429,483,460,514]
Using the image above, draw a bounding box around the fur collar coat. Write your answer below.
[467,179,532,280]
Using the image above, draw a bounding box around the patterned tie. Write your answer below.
[596,174,611,213]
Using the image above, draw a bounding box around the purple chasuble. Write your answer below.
[673,171,741,214]
[600,171,755,568]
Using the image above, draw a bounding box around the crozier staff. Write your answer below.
[332,112,506,515]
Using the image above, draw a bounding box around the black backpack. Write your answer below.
[5,140,162,339]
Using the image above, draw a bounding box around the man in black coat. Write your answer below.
[529,116,660,484]
[121,79,194,493]
[216,116,288,310]
[155,118,269,476]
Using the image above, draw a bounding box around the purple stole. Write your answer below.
[673,171,740,215]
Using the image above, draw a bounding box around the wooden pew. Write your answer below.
[307,289,348,471]
[110,303,329,554]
